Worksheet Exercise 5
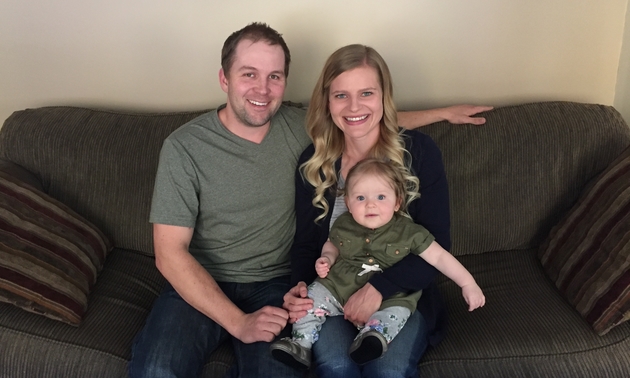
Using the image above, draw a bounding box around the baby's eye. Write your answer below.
[377,195,385,200]
[357,195,365,201]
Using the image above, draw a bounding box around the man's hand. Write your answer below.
[283,281,314,323]
[232,306,289,343]
[442,105,494,125]
[343,283,382,326]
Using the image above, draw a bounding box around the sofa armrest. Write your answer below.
[0,159,44,192]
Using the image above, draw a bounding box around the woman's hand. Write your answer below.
[343,283,382,326]
[283,281,314,323]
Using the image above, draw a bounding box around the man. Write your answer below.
[129,22,491,378]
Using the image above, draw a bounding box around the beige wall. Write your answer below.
[615,1,630,123]
[1,0,628,124]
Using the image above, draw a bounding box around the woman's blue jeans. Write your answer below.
[128,276,304,378]
[312,309,428,378]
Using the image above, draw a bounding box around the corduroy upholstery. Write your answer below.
[0,102,629,377]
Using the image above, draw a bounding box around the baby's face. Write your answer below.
[345,174,400,229]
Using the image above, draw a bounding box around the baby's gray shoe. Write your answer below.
[270,338,311,371]
[348,330,388,365]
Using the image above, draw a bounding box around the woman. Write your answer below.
[283,44,454,377]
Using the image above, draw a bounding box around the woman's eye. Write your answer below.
[334,93,347,99]
[377,195,385,200]
[362,91,373,97]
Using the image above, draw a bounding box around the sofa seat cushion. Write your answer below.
[0,248,165,377]
[539,145,630,336]
[0,246,241,378]
[420,249,630,377]
[0,170,112,325]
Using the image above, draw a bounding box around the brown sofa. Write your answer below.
[1,101,629,377]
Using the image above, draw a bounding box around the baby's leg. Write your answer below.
[358,306,411,343]
[349,306,411,365]
[292,281,344,348]
[270,281,344,370]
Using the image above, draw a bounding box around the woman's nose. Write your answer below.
[349,95,360,112]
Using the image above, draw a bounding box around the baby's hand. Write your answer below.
[315,257,331,278]
[462,283,485,311]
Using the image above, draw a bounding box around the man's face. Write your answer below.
[220,40,286,129]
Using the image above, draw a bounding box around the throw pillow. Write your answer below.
[0,170,112,325]
[539,145,630,335]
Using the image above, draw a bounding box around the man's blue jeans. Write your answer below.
[128,276,304,378]
[312,309,428,378]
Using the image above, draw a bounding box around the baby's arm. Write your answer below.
[316,240,340,278]
[419,241,485,311]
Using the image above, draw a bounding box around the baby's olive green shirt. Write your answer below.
[318,212,435,312]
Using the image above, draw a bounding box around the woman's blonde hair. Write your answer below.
[301,44,419,222]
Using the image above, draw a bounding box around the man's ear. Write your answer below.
[219,68,229,93]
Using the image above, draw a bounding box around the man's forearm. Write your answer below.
[155,246,246,336]
[397,109,448,129]
[398,104,493,129]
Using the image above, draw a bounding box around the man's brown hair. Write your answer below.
[221,22,291,78]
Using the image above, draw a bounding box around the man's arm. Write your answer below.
[398,104,494,129]
[153,223,288,343]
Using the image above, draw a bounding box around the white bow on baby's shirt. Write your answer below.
[357,264,383,276]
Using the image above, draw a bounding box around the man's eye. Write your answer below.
[245,73,255,78]
[270,74,280,80]
[377,195,385,200]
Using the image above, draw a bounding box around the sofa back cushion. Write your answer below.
[2,102,628,258]
[0,107,208,256]
[421,101,630,256]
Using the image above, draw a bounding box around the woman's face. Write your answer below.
[328,65,384,144]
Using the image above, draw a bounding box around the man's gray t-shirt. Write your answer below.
[150,104,310,283]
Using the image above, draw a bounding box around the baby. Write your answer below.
[271,158,485,370]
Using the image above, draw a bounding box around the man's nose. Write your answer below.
[255,77,270,94]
